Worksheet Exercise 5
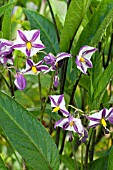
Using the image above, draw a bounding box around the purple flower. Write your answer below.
[14,72,27,90]
[12,30,45,57]
[75,45,97,74]
[49,94,70,117]
[86,108,113,130]
[23,59,49,75]
[44,52,71,72]
[0,39,13,65]
[54,115,88,142]
[54,72,59,87]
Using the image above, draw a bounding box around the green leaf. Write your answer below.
[0,156,8,170]
[0,2,14,17]
[60,0,92,51]
[94,62,113,100]
[76,0,113,52]
[2,0,14,39]
[88,156,108,170]
[108,146,113,170]
[90,62,113,110]
[23,9,59,55]
[0,91,60,170]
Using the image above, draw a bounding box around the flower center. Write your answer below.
[79,57,85,63]
[26,41,32,50]
[32,66,37,74]
[69,121,74,127]
[55,62,58,68]
[52,106,60,112]
[100,118,107,127]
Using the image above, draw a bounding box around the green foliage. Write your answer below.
[60,0,92,52]
[0,2,14,17]
[23,9,59,55]
[75,0,113,52]
[0,91,60,170]
[0,156,8,170]
[2,0,15,39]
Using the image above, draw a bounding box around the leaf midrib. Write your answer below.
[0,104,52,170]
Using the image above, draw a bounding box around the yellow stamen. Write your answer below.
[32,66,37,74]
[55,62,58,68]
[101,118,107,127]
[52,106,60,112]
[69,121,74,127]
[79,57,85,62]
[26,41,32,50]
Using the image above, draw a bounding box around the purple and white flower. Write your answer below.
[54,71,59,87]
[14,72,27,90]
[12,30,45,57]
[23,59,49,75]
[0,39,13,65]
[75,45,97,74]
[86,108,113,130]
[54,115,88,142]
[49,94,70,117]
[44,52,71,72]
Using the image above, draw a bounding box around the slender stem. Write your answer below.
[84,129,93,170]
[38,74,43,122]
[71,141,78,170]
[0,73,10,89]
[47,0,60,42]
[59,131,67,154]
[81,143,84,170]
[89,129,96,162]
[69,73,82,111]
[8,70,15,98]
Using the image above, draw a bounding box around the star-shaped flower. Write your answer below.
[86,108,113,131]
[49,94,70,117]
[54,115,88,142]
[75,45,97,74]
[12,30,45,57]
[23,59,49,75]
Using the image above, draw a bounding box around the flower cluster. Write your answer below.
[49,94,88,142]
[49,94,113,142]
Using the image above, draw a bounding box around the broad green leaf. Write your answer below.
[2,0,14,39]
[93,62,113,100]
[75,0,113,52]
[108,146,113,170]
[23,9,59,55]
[0,156,8,170]
[0,91,60,170]
[88,156,108,170]
[60,0,92,51]
[0,2,14,17]
[90,62,113,110]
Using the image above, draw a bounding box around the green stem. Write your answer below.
[8,70,15,98]
[81,143,84,170]
[0,73,10,89]
[47,0,60,42]
[71,141,78,170]
[38,74,43,122]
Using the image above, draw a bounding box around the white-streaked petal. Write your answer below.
[88,111,102,120]
[54,118,68,129]
[50,95,65,107]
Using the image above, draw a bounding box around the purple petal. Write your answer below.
[57,94,64,105]
[88,123,100,128]
[44,54,56,66]
[54,74,59,87]
[56,52,71,63]
[31,30,40,42]
[86,116,100,122]
[36,60,44,66]
[106,108,113,119]
[60,109,70,117]
[85,58,92,68]
[18,30,28,42]
[26,59,33,67]
[12,44,25,49]
[102,108,106,118]
[63,122,70,130]
[32,44,45,49]
[83,48,97,56]
[36,65,49,71]
[15,74,27,90]
[75,57,82,67]
[73,123,79,134]
[26,48,31,57]
[81,129,88,143]
[54,118,64,128]
[108,116,113,124]
[49,96,57,106]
